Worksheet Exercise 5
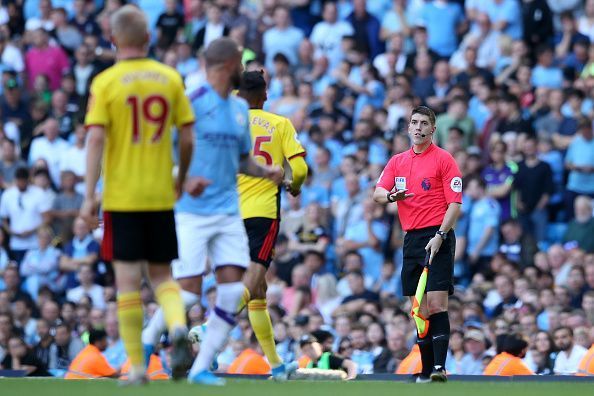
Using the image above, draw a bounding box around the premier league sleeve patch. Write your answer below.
[450,177,462,193]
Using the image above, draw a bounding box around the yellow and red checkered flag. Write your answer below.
[411,253,431,338]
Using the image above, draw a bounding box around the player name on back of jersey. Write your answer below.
[250,115,276,134]
[121,70,168,84]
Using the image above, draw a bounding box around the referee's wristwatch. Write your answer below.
[436,230,448,241]
[387,192,396,203]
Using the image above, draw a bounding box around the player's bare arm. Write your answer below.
[239,154,284,184]
[424,202,461,264]
[176,123,195,198]
[80,125,105,229]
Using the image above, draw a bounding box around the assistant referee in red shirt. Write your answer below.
[374,106,462,383]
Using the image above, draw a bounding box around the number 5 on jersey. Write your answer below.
[254,135,272,165]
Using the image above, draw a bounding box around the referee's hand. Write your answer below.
[388,189,415,202]
[425,236,443,265]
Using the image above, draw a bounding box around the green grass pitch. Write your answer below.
[0,378,591,396]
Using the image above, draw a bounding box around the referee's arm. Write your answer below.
[373,186,414,204]
[438,202,461,234]
[373,158,414,204]
[425,202,462,263]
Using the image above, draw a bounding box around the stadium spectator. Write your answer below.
[0,167,51,263]
[25,28,69,91]
[458,329,488,375]
[420,0,464,58]
[66,266,105,310]
[28,118,69,187]
[513,135,554,244]
[564,119,594,216]
[49,323,83,374]
[300,333,357,379]
[1,335,49,376]
[466,177,501,277]
[263,6,303,72]
[435,97,475,148]
[522,0,554,50]
[531,45,564,89]
[310,2,353,71]
[553,326,588,374]
[20,227,62,300]
[562,196,594,253]
[0,139,27,189]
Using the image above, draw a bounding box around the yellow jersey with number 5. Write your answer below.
[238,109,305,219]
[85,58,195,211]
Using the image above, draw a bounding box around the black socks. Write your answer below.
[417,334,434,376]
[429,311,450,369]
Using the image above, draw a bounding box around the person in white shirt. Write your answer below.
[553,326,588,374]
[59,123,86,195]
[310,2,354,71]
[373,33,408,79]
[0,33,24,74]
[192,3,228,52]
[28,118,70,187]
[0,167,52,263]
[66,265,105,310]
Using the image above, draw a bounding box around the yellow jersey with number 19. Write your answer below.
[238,109,305,219]
[85,58,195,212]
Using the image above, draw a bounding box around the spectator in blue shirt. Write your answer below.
[486,0,523,40]
[564,118,594,217]
[466,176,501,277]
[338,199,388,282]
[531,45,564,89]
[421,0,465,58]
[262,6,304,71]
[458,329,489,375]
[301,168,331,209]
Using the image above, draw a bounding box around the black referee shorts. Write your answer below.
[102,210,178,264]
[244,217,280,268]
[401,226,455,296]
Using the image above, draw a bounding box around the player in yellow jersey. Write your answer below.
[80,5,195,384]
[236,70,308,379]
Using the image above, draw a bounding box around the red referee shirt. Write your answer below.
[377,144,462,232]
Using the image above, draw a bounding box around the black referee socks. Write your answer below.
[417,335,434,376]
[429,311,450,369]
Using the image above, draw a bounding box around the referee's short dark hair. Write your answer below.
[411,105,436,126]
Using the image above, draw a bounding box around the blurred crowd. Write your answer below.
[0,0,593,378]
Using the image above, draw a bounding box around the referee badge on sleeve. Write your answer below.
[395,177,406,190]
[450,177,462,193]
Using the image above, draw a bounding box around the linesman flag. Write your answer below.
[411,253,431,338]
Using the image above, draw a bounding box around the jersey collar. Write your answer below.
[410,142,435,157]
